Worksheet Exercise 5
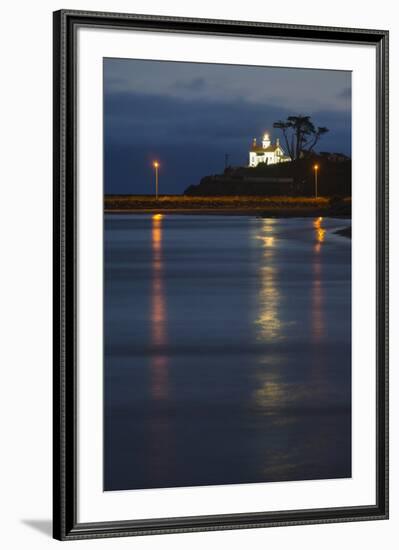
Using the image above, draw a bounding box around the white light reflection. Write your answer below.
[254,219,284,342]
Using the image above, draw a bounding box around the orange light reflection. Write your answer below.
[150,215,168,400]
[313,216,326,249]
[312,217,325,341]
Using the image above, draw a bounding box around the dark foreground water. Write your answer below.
[104,214,351,491]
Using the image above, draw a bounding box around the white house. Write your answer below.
[248,133,291,167]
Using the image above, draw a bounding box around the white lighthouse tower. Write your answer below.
[262,133,271,148]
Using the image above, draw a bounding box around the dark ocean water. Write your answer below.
[104,214,351,491]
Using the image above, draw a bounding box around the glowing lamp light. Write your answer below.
[152,161,160,199]
[313,165,319,198]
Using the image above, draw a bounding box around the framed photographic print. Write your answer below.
[53,9,389,540]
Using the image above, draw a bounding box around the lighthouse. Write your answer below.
[262,133,271,148]
[248,131,291,167]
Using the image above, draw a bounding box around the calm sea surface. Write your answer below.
[104,214,351,491]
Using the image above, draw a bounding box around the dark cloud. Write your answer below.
[173,77,206,91]
[104,58,351,112]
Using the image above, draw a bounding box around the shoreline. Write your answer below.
[104,208,351,219]
[104,195,351,219]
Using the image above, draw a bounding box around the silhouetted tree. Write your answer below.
[273,116,329,161]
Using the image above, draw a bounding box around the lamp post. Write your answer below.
[153,161,159,199]
[313,164,319,198]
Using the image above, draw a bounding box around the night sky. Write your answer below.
[104,58,351,195]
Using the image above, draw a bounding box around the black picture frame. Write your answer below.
[53,9,389,541]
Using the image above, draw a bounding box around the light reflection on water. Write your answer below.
[150,214,169,400]
[148,214,174,483]
[312,217,325,342]
[313,216,326,247]
[254,219,283,342]
[104,214,351,491]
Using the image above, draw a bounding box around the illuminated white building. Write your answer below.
[249,133,291,167]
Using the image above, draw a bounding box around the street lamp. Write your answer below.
[313,164,319,198]
[153,161,159,199]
